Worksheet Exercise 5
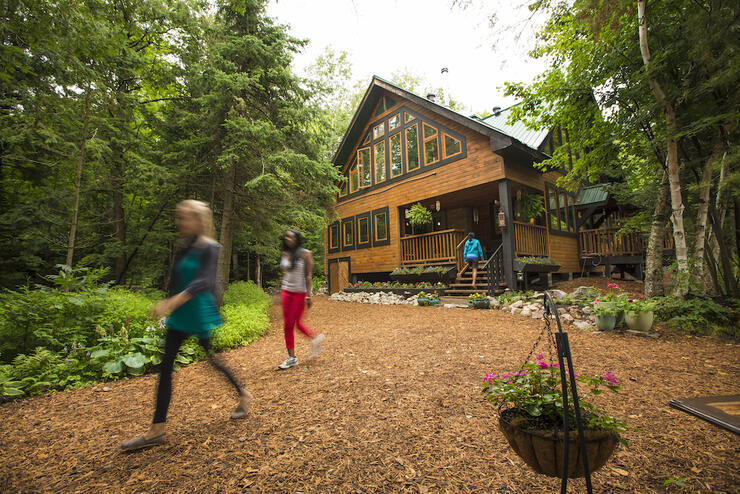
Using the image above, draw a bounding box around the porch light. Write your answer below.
[435,200,440,212]
[498,208,507,228]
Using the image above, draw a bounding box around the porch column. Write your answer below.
[498,179,517,290]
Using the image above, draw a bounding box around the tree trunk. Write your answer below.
[66,89,91,269]
[255,253,261,288]
[112,161,127,284]
[637,0,689,297]
[691,142,717,293]
[644,169,670,297]
[232,252,239,280]
[218,163,237,293]
[246,251,251,281]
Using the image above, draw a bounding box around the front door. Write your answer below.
[329,259,350,294]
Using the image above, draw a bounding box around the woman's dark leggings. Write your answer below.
[153,328,242,424]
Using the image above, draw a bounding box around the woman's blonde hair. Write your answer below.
[177,199,216,240]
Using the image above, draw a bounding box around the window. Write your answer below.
[443,134,461,158]
[339,179,347,197]
[423,123,439,165]
[358,147,371,188]
[363,133,371,145]
[372,207,390,246]
[374,141,386,183]
[404,112,415,123]
[328,223,340,252]
[406,124,420,171]
[389,114,400,131]
[349,162,359,193]
[357,213,371,248]
[342,217,355,250]
[373,123,384,139]
[390,133,402,177]
[546,183,576,235]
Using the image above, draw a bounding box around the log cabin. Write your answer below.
[324,77,660,295]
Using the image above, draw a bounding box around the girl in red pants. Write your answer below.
[278,229,325,369]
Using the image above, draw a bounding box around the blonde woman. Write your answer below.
[121,200,251,451]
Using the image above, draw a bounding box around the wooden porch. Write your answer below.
[579,227,675,258]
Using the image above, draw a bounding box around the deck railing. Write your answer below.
[401,229,467,271]
[513,221,549,257]
[579,227,645,257]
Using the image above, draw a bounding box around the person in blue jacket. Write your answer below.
[463,232,484,287]
[121,200,252,451]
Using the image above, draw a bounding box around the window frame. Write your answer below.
[389,131,403,178]
[422,123,440,166]
[442,133,462,159]
[373,140,387,184]
[372,207,390,247]
[545,182,577,237]
[356,212,371,249]
[405,123,420,172]
[328,222,341,253]
[388,113,401,131]
[357,147,371,189]
[341,216,356,250]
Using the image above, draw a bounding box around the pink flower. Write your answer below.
[537,361,549,369]
[551,362,560,369]
[595,298,601,303]
[536,353,544,359]
[484,373,496,382]
[603,372,618,385]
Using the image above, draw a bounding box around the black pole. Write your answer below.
[543,291,593,494]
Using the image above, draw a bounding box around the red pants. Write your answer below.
[281,290,314,349]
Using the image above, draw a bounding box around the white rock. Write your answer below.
[511,308,522,315]
[512,300,524,309]
[561,314,574,323]
[574,321,592,330]
[501,306,510,312]
[521,308,532,317]
[581,306,593,315]
[557,308,567,315]
[531,311,544,319]
[571,286,594,299]
[549,289,567,300]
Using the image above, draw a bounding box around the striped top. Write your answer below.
[281,253,307,293]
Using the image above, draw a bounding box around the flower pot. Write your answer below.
[468,299,490,309]
[418,297,439,307]
[499,408,619,478]
[594,314,616,331]
[595,301,624,327]
[625,310,654,332]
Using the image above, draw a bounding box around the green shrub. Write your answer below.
[654,296,738,337]
[214,281,270,350]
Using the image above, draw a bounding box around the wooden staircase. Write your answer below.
[445,245,507,296]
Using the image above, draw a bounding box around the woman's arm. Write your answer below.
[304,250,313,308]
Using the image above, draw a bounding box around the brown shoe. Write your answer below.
[120,433,165,451]
[230,390,252,419]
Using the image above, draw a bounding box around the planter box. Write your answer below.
[499,408,618,478]
[390,266,457,284]
[468,299,491,309]
[343,287,447,297]
[513,260,561,273]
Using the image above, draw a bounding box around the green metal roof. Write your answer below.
[480,104,550,152]
[576,184,610,206]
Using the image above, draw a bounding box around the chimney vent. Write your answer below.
[492,106,502,116]
[426,93,436,103]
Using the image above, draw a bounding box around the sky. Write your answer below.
[265,0,550,114]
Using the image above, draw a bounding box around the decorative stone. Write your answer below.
[511,308,522,315]
[549,289,567,300]
[558,308,567,315]
[582,306,593,315]
[531,311,544,319]
[574,321,592,330]
[560,313,574,323]
[511,300,524,309]
[569,309,582,319]
[571,286,594,299]
[521,308,532,317]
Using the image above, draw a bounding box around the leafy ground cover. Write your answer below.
[0,297,737,492]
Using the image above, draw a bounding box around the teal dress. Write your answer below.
[166,242,222,339]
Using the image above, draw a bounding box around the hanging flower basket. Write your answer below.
[498,408,619,478]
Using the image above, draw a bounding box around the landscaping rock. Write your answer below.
[511,308,522,315]
[582,306,593,315]
[574,321,592,330]
[511,300,524,309]
[560,313,574,323]
[521,308,532,317]
[549,289,567,300]
[531,311,544,319]
[571,286,594,299]
[558,308,567,315]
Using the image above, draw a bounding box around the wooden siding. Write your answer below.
[326,98,506,275]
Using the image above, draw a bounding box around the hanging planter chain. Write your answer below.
[542,291,594,494]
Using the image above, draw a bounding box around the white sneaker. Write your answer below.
[278,356,298,370]
[310,334,325,358]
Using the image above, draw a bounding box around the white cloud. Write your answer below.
[266,0,548,113]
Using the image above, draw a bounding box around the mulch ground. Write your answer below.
[552,275,646,297]
[1,297,738,493]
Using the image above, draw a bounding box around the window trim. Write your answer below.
[328,222,341,253]
[405,123,421,172]
[356,212,371,249]
[442,133,462,159]
[372,207,390,246]
[341,216,356,250]
[545,182,577,238]
[388,113,401,131]
[357,147,371,189]
[389,131,403,178]
[373,140,387,184]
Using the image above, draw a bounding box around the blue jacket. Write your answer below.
[464,238,484,260]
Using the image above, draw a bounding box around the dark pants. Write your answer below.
[153,328,242,424]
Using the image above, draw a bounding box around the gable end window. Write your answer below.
[358,148,371,188]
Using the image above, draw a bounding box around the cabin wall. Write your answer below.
[326,99,507,275]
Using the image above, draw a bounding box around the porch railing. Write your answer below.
[579,227,645,257]
[514,221,549,257]
[400,229,467,271]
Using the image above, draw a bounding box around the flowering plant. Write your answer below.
[417,291,439,300]
[482,356,626,441]
[594,304,617,317]
[621,294,658,314]
[468,292,487,302]
[595,283,626,304]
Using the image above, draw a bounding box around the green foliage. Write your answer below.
[514,193,545,221]
[212,281,270,350]
[653,296,738,337]
[515,256,557,265]
[407,203,433,229]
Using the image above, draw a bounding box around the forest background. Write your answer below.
[0,0,738,395]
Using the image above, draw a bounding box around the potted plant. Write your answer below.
[468,292,490,309]
[407,202,433,235]
[622,295,657,332]
[513,256,561,273]
[417,291,440,306]
[514,193,545,223]
[594,283,626,327]
[594,303,617,331]
[482,358,625,478]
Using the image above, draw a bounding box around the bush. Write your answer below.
[654,296,739,337]
[213,281,270,350]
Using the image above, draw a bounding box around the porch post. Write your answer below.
[499,179,517,290]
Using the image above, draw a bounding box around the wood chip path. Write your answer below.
[1,296,737,493]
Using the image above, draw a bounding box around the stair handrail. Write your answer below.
[483,245,504,296]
